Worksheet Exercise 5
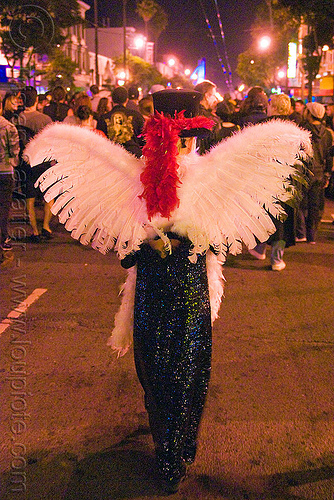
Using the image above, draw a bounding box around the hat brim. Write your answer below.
[179,127,211,139]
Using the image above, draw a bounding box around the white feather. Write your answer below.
[24,120,312,353]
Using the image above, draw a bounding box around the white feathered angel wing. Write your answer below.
[24,123,148,257]
[170,119,312,258]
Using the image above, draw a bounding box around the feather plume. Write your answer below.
[140,112,213,219]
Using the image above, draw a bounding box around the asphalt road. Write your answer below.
[1,200,334,500]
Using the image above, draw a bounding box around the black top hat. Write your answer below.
[152,89,211,138]
[152,89,202,118]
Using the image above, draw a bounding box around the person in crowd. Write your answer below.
[89,84,101,113]
[237,86,268,127]
[289,98,305,124]
[296,102,333,243]
[2,92,19,123]
[325,101,334,130]
[219,92,236,117]
[37,93,49,113]
[95,96,111,121]
[194,79,225,154]
[74,104,106,137]
[126,85,140,112]
[215,101,240,139]
[96,86,145,158]
[18,86,53,242]
[0,98,20,255]
[148,84,165,94]
[43,86,70,122]
[139,95,154,122]
[248,93,294,270]
[63,93,97,129]
[18,86,52,133]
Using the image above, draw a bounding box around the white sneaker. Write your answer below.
[271,261,286,271]
[249,248,266,260]
[295,237,307,242]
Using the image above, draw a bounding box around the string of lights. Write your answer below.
[212,0,233,89]
[198,0,233,90]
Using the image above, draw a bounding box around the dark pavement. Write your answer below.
[0,199,333,500]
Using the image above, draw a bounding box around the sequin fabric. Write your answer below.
[124,235,212,481]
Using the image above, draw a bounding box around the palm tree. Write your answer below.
[136,0,158,39]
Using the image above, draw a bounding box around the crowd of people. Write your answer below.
[0,81,333,267]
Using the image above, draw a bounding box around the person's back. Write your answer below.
[19,87,52,133]
[43,86,69,122]
[16,87,53,242]
[0,107,20,252]
[97,86,144,158]
[297,102,333,243]
[302,120,333,181]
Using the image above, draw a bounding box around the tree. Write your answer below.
[149,3,168,59]
[0,0,81,82]
[236,0,299,92]
[44,49,77,90]
[136,0,158,39]
[237,50,276,90]
[114,51,166,93]
[278,0,334,100]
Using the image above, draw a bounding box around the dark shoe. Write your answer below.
[161,465,186,495]
[182,444,197,465]
[1,238,13,250]
[41,228,53,240]
[28,234,40,243]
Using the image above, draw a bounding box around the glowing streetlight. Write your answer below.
[184,68,191,76]
[134,35,146,50]
[250,60,255,65]
[277,69,285,79]
[259,36,271,50]
[168,58,176,67]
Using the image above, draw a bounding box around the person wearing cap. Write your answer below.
[126,85,140,112]
[96,86,145,158]
[296,102,333,243]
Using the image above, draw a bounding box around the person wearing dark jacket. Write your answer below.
[96,86,144,158]
[43,86,70,122]
[236,86,268,128]
[296,102,333,243]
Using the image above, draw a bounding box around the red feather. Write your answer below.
[140,112,214,219]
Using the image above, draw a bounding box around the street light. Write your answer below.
[259,36,271,51]
[134,35,146,50]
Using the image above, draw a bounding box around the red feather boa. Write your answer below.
[140,111,214,219]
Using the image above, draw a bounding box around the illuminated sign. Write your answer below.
[287,42,297,79]
[190,58,206,84]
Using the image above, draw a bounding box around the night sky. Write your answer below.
[85,0,263,92]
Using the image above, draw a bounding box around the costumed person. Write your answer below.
[24,89,312,494]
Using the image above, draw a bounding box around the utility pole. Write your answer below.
[266,0,274,30]
[123,0,127,74]
[94,0,99,86]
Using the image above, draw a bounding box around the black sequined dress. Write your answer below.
[122,234,212,481]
